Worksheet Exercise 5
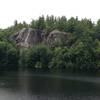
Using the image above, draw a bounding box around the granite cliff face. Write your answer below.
[10,28,69,48]
[10,28,45,47]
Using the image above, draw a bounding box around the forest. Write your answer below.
[0,15,100,72]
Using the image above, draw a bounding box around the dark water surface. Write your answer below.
[0,71,100,100]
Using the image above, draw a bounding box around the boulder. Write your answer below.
[47,30,68,47]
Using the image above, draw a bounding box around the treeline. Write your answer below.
[0,16,100,72]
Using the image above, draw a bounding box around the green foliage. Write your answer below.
[49,47,69,70]
[27,45,52,70]
[70,42,96,72]
[0,41,19,70]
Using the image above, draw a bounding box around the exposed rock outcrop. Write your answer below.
[10,28,45,47]
[10,28,69,48]
[47,30,68,47]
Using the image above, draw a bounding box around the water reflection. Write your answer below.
[0,71,100,100]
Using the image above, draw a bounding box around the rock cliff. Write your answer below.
[10,28,69,48]
[10,28,44,47]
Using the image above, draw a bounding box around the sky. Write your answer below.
[0,0,100,28]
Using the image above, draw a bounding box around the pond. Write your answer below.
[0,71,100,100]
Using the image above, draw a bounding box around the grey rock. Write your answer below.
[10,28,44,48]
[10,28,69,48]
[47,30,68,47]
